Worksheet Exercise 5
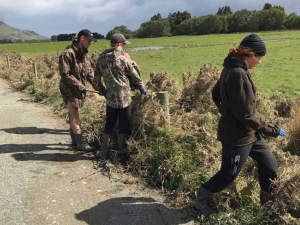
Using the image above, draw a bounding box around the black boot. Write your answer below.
[95,133,113,159]
[74,134,96,152]
[117,134,127,152]
[260,189,271,205]
[70,128,77,147]
[194,186,217,217]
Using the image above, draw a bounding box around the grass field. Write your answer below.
[1,30,300,97]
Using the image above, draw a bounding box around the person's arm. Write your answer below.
[123,51,132,63]
[212,78,222,113]
[125,59,144,90]
[229,72,280,137]
[85,55,95,85]
[59,50,85,91]
[92,58,106,94]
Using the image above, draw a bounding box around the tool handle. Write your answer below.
[87,89,100,94]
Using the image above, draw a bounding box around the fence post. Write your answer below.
[157,91,170,128]
[33,63,38,79]
[6,55,10,71]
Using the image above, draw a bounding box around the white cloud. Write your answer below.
[0,0,299,37]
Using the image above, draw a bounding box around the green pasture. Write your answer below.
[130,39,300,97]
[1,30,300,54]
[1,30,300,97]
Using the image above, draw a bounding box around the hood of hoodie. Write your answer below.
[101,46,123,59]
[71,41,88,59]
[223,57,248,70]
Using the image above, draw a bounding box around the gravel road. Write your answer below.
[0,78,195,225]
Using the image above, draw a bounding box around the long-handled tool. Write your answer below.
[87,89,100,94]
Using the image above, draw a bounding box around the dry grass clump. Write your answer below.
[284,103,300,155]
[131,91,167,138]
[180,63,220,113]
[146,71,181,100]
[268,162,300,218]
[271,94,295,118]
[80,94,107,145]
[126,64,222,199]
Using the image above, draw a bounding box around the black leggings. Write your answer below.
[104,105,131,134]
[202,133,278,193]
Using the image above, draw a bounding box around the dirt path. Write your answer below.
[0,78,195,225]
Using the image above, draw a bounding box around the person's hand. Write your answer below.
[99,93,106,98]
[82,87,87,93]
[140,88,147,95]
[279,129,286,136]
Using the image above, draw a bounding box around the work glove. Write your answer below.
[82,87,87,93]
[140,88,147,95]
[279,128,286,136]
[99,93,106,98]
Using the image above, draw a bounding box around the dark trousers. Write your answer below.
[104,105,131,134]
[202,133,278,193]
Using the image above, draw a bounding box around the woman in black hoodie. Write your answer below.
[194,34,286,216]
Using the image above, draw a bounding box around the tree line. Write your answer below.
[105,3,300,39]
[51,32,105,42]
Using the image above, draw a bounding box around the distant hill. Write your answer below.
[0,21,49,42]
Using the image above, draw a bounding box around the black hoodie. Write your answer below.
[212,57,280,146]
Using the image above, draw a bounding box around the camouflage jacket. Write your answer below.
[59,42,94,108]
[93,46,144,108]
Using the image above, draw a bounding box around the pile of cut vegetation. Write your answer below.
[0,50,299,225]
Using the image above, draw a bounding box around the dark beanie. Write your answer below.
[240,34,266,56]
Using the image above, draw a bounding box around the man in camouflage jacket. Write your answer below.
[93,33,147,159]
[59,29,97,152]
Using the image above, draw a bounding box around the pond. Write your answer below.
[127,46,178,51]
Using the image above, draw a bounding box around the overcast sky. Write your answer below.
[0,0,299,38]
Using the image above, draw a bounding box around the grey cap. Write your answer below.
[111,33,131,44]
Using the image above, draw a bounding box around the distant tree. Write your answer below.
[177,18,194,35]
[220,15,232,33]
[137,19,171,38]
[285,12,299,29]
[273,5,285,11]
[0,39,13,44]
[92,32,104,39]
[57,33,75,41]
[217,6,233,16]
[247,11,260,31]
[254,8,286,31]
[56,32,103,42]
[228,9,253,32]
[167,11,191,35]
[50,35,57,41]
[151,13,163,21]
[106,25,132,40]
[132,30,139,38]
[105,30,117,40]
[263,3,272,10]
[195,14,223,35]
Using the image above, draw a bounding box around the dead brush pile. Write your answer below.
[1,51,300,224]
[284,103,300,155]
[268,168,300,219]
[128,64,223,204]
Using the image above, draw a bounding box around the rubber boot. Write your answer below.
[95,133,113,159]
[117,134,127,152]
[74,134,96,152]
[260,189,271,205]
[70,128,77,147]
[194,186,217,217]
